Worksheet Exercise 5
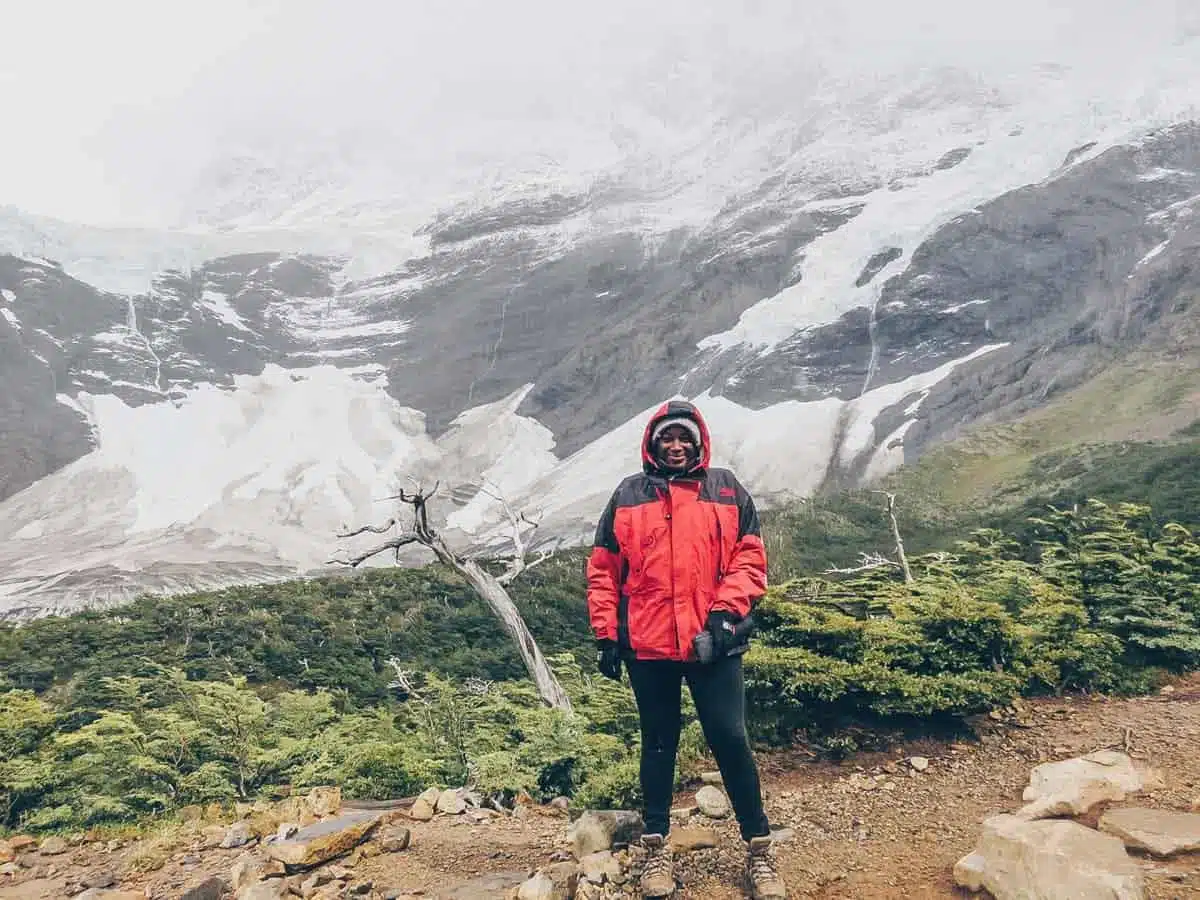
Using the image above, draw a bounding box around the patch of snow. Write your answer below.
[199,289,254,333]
[837,344,1009,466]
[1138,167,1194,181]
[0,289,15,303]
[309,317,410,341]
[1137,240,1171,267]
[0,307,18,330]
[862,419,918,483]
[439,385,560,534]
[942,298,991,314]
[904,390,932,416]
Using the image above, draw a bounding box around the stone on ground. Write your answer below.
[436,789,467,815]
[567,810,645,859]
[267,810,384,870]
[668,827,719,851]
[695,785,731,818]
[955,814,1144,899]
[1099,807,1200,857]
[579,849,621,883]
[1017,750,1163,819]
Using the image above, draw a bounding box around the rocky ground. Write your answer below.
[3,674,1199,900]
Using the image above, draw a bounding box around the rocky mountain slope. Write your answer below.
[2,110,1199,617]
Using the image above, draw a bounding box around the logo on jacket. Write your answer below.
[719,487,736,498]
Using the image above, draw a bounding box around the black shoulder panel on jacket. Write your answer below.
[701,468,760,537]
[613,474,662,508]
[698,468,740,505]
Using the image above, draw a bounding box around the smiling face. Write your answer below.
[655,424,698,472]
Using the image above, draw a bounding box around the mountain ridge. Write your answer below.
[1,116,1199,618]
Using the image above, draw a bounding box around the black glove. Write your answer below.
[596,639,622,681]
[705,611,739,658]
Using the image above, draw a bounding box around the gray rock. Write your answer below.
[220,823,253,849]
[236,879,289,900]
[1099,808,1200,857]
[568,810,646,859]
[181,876,228,900]
[436,788,467,815]
[580,850,620,883]
[1017,751,1164,820]
[695,785,731,819]
[955,814,1143,899]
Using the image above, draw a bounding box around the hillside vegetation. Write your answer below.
[1,428,1197,833]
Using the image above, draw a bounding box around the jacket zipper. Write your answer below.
[664,483,680,657]
[715,511,725,583]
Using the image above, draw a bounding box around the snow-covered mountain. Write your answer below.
[2,43,1200,618]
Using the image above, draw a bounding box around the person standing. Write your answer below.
[586,400,786,899]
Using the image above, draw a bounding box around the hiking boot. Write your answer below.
[747,835,787,899]
[639,833,675,897]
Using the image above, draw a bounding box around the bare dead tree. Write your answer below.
[872,490,914,583]
[824,552,902,576]
[331,481,573,712]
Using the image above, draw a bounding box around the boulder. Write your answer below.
[221,823,254,849]
[302,787,342,819]
[409,797,436,821]
[1017,751,1163,820]
[236,880,289,900]
[377,826,412,853]
[668,827,719,852]
[1098,807,1200,857]
[695,785,731,819]
[437,789,467,815]
[516,863,577,900]
[37,836,69,856]
[267,810,383,870]
[579,850,621,884]
[567,810,645,859]
[955,814,1143,899]
[181,876,228,900]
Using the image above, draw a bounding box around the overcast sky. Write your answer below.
[2,0,1194,226]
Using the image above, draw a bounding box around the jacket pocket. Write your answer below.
[626,589,675,656]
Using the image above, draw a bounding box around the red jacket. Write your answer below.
[585,400,768,661]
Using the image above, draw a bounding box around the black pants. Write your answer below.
[626,653,770,842]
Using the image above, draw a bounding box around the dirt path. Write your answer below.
[4,675,1199,899]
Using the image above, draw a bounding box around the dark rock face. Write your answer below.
[0,257,121,499]
[386,201,865,450]
[3,123,1199,518]
[685,122,1200,478]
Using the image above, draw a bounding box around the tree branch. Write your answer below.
[824,552,902,576]
[475,480,546,585]
[328,534,421,567]
[336,519,398,538]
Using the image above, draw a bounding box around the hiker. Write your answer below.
[586,399,786,899]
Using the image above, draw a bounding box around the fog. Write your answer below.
[2,0,1196,226]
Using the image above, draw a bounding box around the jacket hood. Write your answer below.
[641,399,712,475]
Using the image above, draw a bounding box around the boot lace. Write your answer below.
[643,840,673,881]
[749,842,780,885]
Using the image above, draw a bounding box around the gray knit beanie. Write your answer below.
[651,416,702,447]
